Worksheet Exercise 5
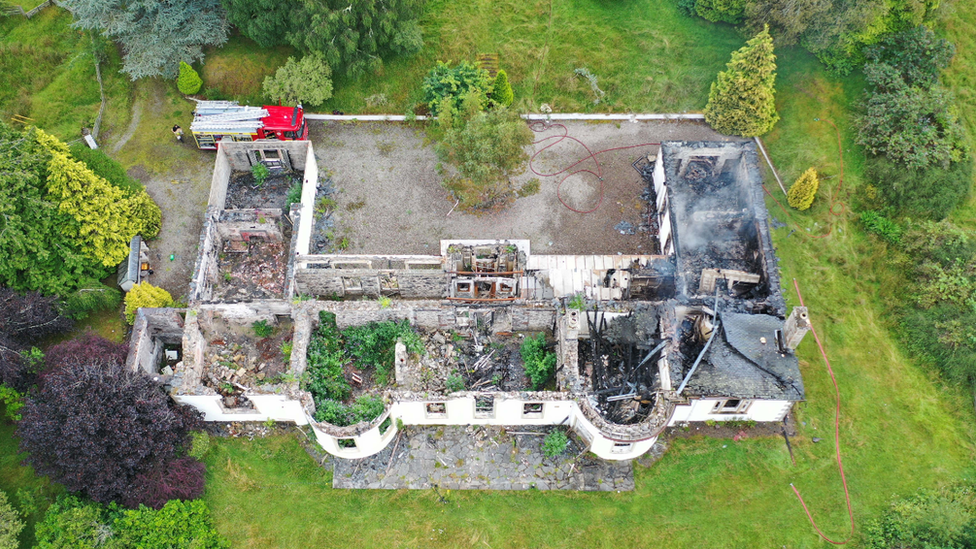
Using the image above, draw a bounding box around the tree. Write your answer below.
[17,342,203,506]
[124,282,174,324]
[67,143,145,197]
[436,107,533,211]
[786,167,819,210]
[0,490,22,549]
[58,0,228,79]
[42,132,147,267]
[865,156,971,220]
[489,69,514,107]
[864,25,955,89]
[743,0,830,46]
[695,0,746,24]
[177,61,203,95]
[43,333,128,374]
[221,0,291,48]
[287,0,425,78]
[263,53,333,107]
[422,61,492,117]
[0,288,72,391]
[857,62,965,169]
[704,27,779,137]
[0,124,97,296]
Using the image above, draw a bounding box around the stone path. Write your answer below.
[332,425,635,491]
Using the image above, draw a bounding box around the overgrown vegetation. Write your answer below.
[520,333,555,390]
[262,52,333,107]
[123,283,174,324]
[862,484,976,548]
[542,429,568,459]
[252,319,275,338]
[302,312,422,426]
[0,490,21,549]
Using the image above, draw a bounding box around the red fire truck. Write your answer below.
[189,101,308,150]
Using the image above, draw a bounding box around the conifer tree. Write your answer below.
[704,26,779,137]
[177,61,203,95]
[787,167,819,210]
[490,69,514,107]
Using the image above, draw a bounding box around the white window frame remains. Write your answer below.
[712,399,752,414]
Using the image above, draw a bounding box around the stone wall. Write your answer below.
[218,140,310,172]
[188,207,221,303]
[126,308,185,376]
[294,267,446,299]
[216,209,284,242]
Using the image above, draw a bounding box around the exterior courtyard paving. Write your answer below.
[332,425,641,491]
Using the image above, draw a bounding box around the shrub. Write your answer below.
[436,107,533,212]
[521,333,556,389]
[0,288,73,390]
[314,395,385,426]
[262,53,333,107]
[857,62,966,170]
[44,333,128,373]
[677,0,697,16]
[695,0,746,24]
[62,279,122,320]
[445,373,465,393]
[252,319,275,338]
[123,456,206,510]
[704,26,779,137]
[865,156,971,220]
[303,312,352,407]
[129,191,162,239]
[543,430,569,459]
[124,282,174,324]
[786,167,819,210]
[67,144,144,196]
[422,61,491,117]
[864,25,955,89]
[862,484,976,549]
[489,69,514,107]
[0,490,22,549]
[177,61,203,95]
[343,319,423,384]
[285,181,303,211]
[251,163,270,187]
[112,499,229,549]
[188,430,211,460]
[33,494,108,549]
[0,384,23,421]
[860,211,903,245]
[18,349,201,506]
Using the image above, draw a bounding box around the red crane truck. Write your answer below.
[189,101,308,150]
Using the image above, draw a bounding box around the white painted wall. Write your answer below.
[295,142,317,256]
[175,394,309,424]
[668,398,792,424]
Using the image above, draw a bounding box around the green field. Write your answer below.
[2,0,976,547]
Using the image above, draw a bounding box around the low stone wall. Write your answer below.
[216,209,283,242]
[294,267,446,299]
[188,207,221,303]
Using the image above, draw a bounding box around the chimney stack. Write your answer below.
[783,307,810,351]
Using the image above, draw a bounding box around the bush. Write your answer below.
[489,69,514,107]
[129,191,162,239]
[863,484,976,549]
[124,282,174,324]
[786,167,819,210]
[436,107,533,212]
[285,181,303,211]
[543,429,569,459]
[0,288,73,390]
[0,384,24,421]
[177,61,203,95]
[857,62,966,170]
[62,279,122,320]
[865,156,971,220]
[303,312,352,408]
[695,0,745,23]
[0,490,22,549]
[521,333,556,389]
[445,373,465,393]
[33,494,109,549]
[422,61,492,117]
[18,342,201,506]
[313,395,385,426]
[864,25,955,89]
[860,211,903,245]
[704,27,779,137]
[343,319,423,384]
[262,53,333,107]
[112,499,229,548]
[252,319,275,338]
[123,456,206,510]
[67,144,144,196]
[251,163,269,187]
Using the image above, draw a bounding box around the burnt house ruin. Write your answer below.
[127,138,807,464]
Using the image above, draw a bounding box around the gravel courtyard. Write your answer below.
[310,119,740,256]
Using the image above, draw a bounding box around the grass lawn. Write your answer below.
[0,407,61,549]
[0,6,131,141]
